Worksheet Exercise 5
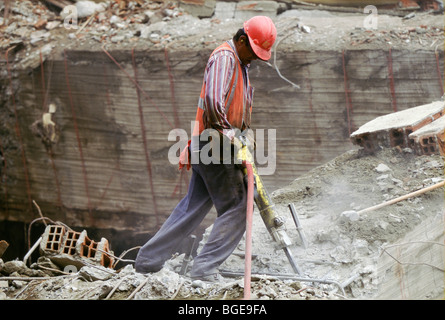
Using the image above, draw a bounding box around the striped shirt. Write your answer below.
[202,40,253,140]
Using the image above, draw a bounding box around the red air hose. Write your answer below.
[243,161,254,300]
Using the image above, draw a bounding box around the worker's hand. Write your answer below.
[178,140,191,171]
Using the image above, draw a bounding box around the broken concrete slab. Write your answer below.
[178,0,216,18]
[214,1,236,20]
[78,265,115,282]
[234,1,279,20]
[0,260,47,277]
[350,100,444,153]
[351,101,444,136]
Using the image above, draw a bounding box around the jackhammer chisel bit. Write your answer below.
[180,235,197,275]
[289,203,309,249]
[236,141,303,275]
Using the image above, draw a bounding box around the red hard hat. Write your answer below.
[243,16,277,61]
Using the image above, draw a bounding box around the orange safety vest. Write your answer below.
[179,42,252,171]
[192,41,252,137]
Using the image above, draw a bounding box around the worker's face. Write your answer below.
[237,35,259,66]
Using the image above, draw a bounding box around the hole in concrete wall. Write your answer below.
[63,231,79,255]
[391,129,404,146]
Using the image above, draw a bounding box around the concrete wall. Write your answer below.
[0,47,443,234]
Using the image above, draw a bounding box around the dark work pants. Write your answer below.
[134,159,247,277]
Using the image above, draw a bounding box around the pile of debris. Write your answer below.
[1,0,184,69]
[1,145,442,300]
[1,102,443,300]
[39,224,114,270]
[0,241,335,300]
[347,23,443,47]
[1,1,444,70]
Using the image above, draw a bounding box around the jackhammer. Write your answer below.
[236,138,303,275]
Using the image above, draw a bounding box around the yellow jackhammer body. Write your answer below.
[236,142,303,275]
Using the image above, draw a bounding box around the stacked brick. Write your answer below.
[408,115,445,156]
[39,225,114,270]
[350,100,444,156]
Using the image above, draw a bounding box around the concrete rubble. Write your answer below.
[1,0,443,70]
[1,130,443,300]
[0,1,444,301]
[39,224,115,270]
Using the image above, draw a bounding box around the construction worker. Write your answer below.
[135,16,277,281]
